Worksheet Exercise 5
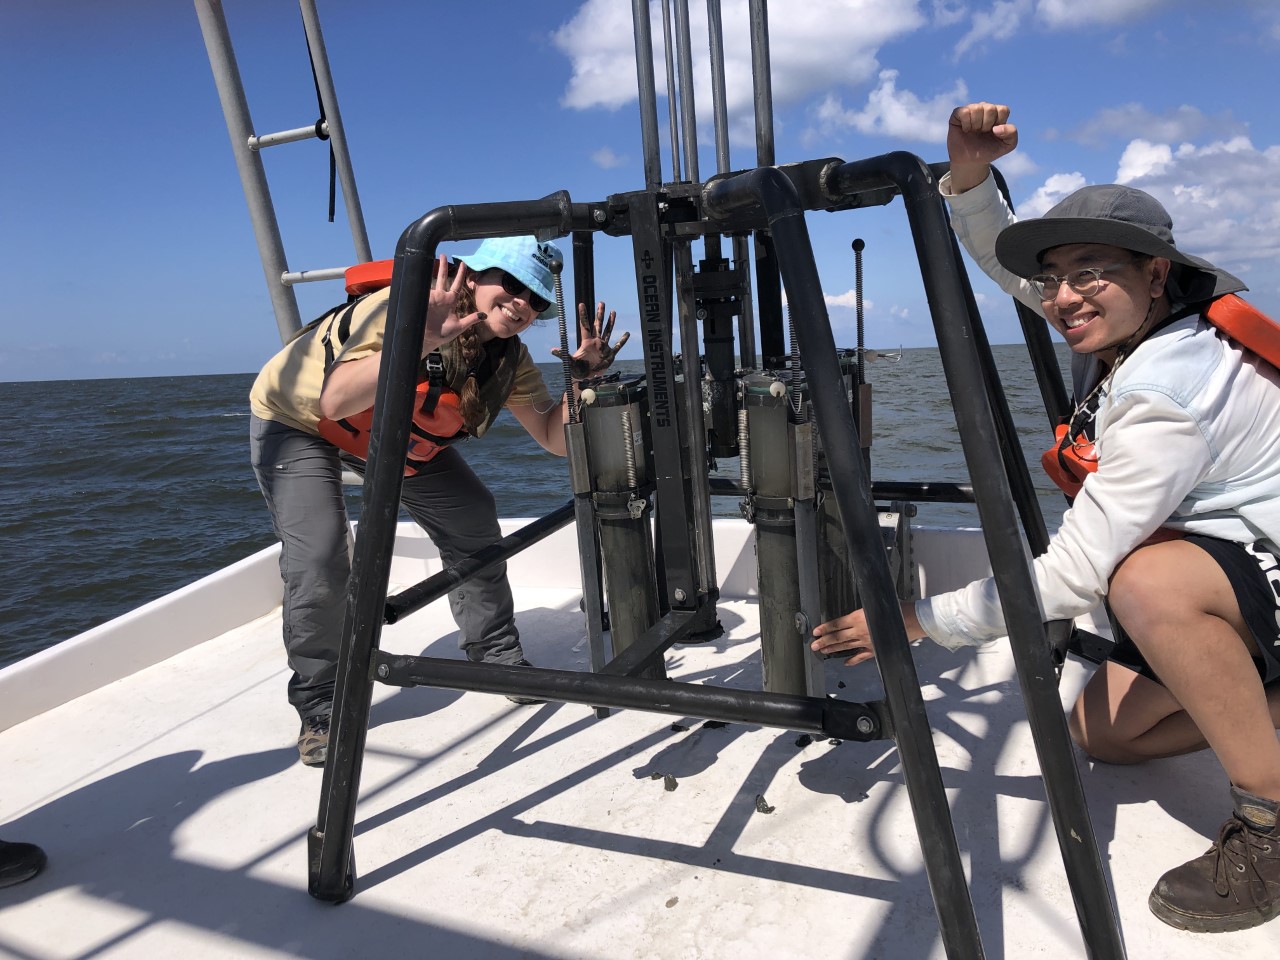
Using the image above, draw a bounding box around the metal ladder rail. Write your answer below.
[195,0,371,345]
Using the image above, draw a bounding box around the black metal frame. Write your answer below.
[304,3,1126,957]
[306,165,1127,960]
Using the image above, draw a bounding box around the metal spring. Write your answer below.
[787,304,803,421]
[554,270,577,424]
[622,407,639,488]
[738,406,751,487]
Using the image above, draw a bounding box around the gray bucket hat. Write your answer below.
[994,184,1246,306]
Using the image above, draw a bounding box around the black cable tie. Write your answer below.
[301,12,337,223]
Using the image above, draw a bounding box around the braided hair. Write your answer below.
[447,264,517,432]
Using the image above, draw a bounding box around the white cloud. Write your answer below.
[825,290,876,310]
[1116,139,1173,182]
[812,70,968,142]
[554,0,927,126]
[1019,171,1087,216]
[931,0,968,27]
[554,0,639,111]
[951,0,1178,59]
[997,150,1039,179]
[954,0,1031,60]
[1036,0,1166,28]
[591,146,628,169]
[1069,103,1246,147]
[1115,137,1280,274]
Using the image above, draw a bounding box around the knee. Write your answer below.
[1108,541,1205,639]
[1068,695,1144,765]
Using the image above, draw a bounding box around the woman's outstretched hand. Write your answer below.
[422,255,485,357]
[552,301,631,380]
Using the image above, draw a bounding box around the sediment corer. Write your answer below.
[741,373,823,696]
[578,377,663,680]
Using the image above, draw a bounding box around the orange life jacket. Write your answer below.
[1042,294,1279,498]
[313,259,467,476]
[316,381,466,476]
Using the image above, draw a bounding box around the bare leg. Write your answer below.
[1104,540,1280,801]
[1070,659,1280,763]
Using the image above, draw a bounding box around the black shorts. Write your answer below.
[1108,534,1280,686]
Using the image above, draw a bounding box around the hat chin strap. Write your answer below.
[1115,295,1167,363]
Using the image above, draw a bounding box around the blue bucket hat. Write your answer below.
[458,235,563,319]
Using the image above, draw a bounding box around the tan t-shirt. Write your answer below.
[249,286,553,436]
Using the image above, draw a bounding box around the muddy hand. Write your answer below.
[552,301,631,380]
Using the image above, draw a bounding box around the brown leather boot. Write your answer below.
[297,713,331,767]
[1148,786,1280,933]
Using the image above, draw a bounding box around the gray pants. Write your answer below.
[250,415,524,720]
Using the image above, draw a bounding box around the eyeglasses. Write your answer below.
[493,270,551,313]
[1029,259,1137,301]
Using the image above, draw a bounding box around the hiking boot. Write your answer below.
[0,840,47,889]
[504,659,544,706]
[297,714,331,767]
[1148,786,1280,933]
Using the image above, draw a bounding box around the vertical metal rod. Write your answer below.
[553,263,577,423]
[733,234,758,368]
[673,0,700,183]
[628,195,699,610]
[705,0,731,174]
[194,0,302,343]
[297,0,371,263]
[674,242,719,596]
[565,422,611,715]
[853,239,866,382]
[987,166,1071,427]
[746,0,783,362]
[569,230,606,667]
[946,231,1051,556]
[660,0,683,181]
[572,231,597,322]
[631,0,664,190]
[792,493,828,697]
[747,0,775,166]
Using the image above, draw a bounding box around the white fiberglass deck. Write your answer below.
[0,521,1270,958]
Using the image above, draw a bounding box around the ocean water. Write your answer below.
[0,348,1071,669]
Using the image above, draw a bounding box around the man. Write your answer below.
[813,102,1280,932]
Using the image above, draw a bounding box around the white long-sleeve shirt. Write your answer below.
[916,173,1280,649]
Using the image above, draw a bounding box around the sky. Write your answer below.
[2,0,1278,383]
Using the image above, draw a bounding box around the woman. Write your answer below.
[249,235,627,767]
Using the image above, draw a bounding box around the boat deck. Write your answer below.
[0,522,1269,958]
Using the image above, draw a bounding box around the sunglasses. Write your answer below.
[493,270,551,314]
